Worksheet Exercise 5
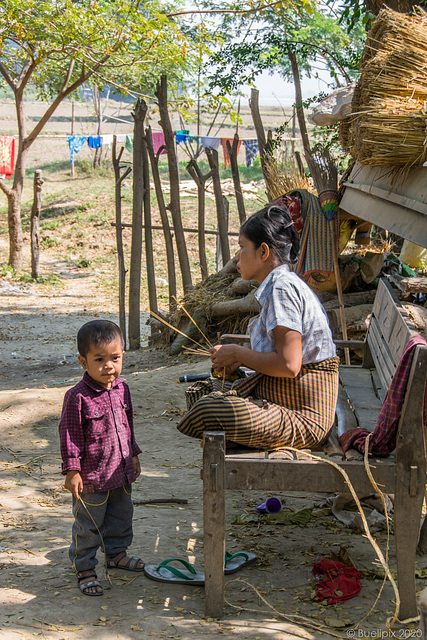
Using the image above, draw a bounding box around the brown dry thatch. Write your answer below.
[341,6,427,168]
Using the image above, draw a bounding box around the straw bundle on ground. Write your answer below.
[341,7,427,168]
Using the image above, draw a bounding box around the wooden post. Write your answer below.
[206,148,230,267]
[226,134,246,224]
[71,101,75,178]
[203,432,226,619]
[146,126,177,312]
[155,75,192,293]
[128,99,145,350]
[112,137,131,349]
[139,101,158,316]
[30,170,43,279]
[186,159,213,280]
[249,88,271,200]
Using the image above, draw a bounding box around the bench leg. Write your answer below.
[395,464,424,620]
[203,432,226,618]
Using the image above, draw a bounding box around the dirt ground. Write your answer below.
[0,258,426,640]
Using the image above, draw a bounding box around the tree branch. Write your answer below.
[0,61,16,93]
[0,179,12,198]
[60,59,75,93]
[168,0,287,17]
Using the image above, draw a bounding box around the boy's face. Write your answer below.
[78,336,124,389]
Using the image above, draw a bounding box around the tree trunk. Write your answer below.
[146,125,177,312]
[206,148,230,267]
[288,50,316,178]
[226,135,246,224]
[30,170,43,279]
[128,99,146,350]
[112,137,131,350]
[155,75,192,293]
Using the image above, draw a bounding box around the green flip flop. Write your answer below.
[143,558,205,585]
[224,551,257,574]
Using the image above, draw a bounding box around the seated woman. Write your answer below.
[177,203,339,451]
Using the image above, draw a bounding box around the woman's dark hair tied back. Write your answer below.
[241,202,300,265]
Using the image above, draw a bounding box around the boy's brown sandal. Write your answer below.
[77,571,103,596]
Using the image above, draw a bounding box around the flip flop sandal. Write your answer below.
[77,572,103,596]
[143,558,205,585]
[224,551,257,574]
[107,551,144,572]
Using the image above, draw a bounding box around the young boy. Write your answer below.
[59,320,144,597]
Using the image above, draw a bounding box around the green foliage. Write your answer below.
[19,272,63,285]
[40,236,58,249]
[0,0,194,101]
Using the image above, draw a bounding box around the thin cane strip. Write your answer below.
[224,578,345,639]
[182,345,211,356]
[150,310,207,350]
[278,446,399,631]
[172,295,213,348]
[79,497,112,584]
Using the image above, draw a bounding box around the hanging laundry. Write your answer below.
[66,135,87,164]
[175,129,190,145]
[101,134,113,148]
[152,131,167,155]
[125,134,134,153]
[115,134,126,144]
[242,139,259,167]
[0,136,15,178]
[220,137,241,169]
[201,136,221,151]
[88,135,102,149]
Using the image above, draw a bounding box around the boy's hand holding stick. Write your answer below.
[65,470,83,500]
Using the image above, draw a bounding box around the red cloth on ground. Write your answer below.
[0,136,15,178]
[220,138,241,169]
[312,559,362,604]
[339,334,427,456]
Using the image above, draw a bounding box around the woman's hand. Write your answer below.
[65,470,83,500]
[209,344,242,374]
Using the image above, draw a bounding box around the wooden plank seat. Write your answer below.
[201,278,427,620]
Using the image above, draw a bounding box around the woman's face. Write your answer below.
[236,233,267,283]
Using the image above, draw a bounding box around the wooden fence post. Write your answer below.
[226,134,246,224]
[128,99,145,350]
[31,170,43,279]
[145,125,177,312]
[186,159,213,280]
[112,137,131,350]
[249,88,272,200]
[155,75,192,293]
[206,148,230,267]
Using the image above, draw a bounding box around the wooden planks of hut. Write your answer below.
[341,7,427,168]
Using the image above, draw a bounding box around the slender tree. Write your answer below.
[0,0,191,270]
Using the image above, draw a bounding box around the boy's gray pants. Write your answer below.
[69,485,133,572]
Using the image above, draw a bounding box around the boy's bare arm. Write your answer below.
[65,470,83,499]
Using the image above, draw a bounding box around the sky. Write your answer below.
[239,68,334,107]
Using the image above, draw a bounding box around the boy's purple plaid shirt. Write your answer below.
[59,372,142,493]
[339,335,427,456]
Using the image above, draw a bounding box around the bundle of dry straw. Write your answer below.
[341,7,427,168]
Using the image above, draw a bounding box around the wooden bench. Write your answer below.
[201,278,427,619]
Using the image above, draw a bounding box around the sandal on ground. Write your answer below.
[106,550,145,572]
[77,571,103,596]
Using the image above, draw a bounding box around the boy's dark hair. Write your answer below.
[240,203,300,265]
[77,320,124,357]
